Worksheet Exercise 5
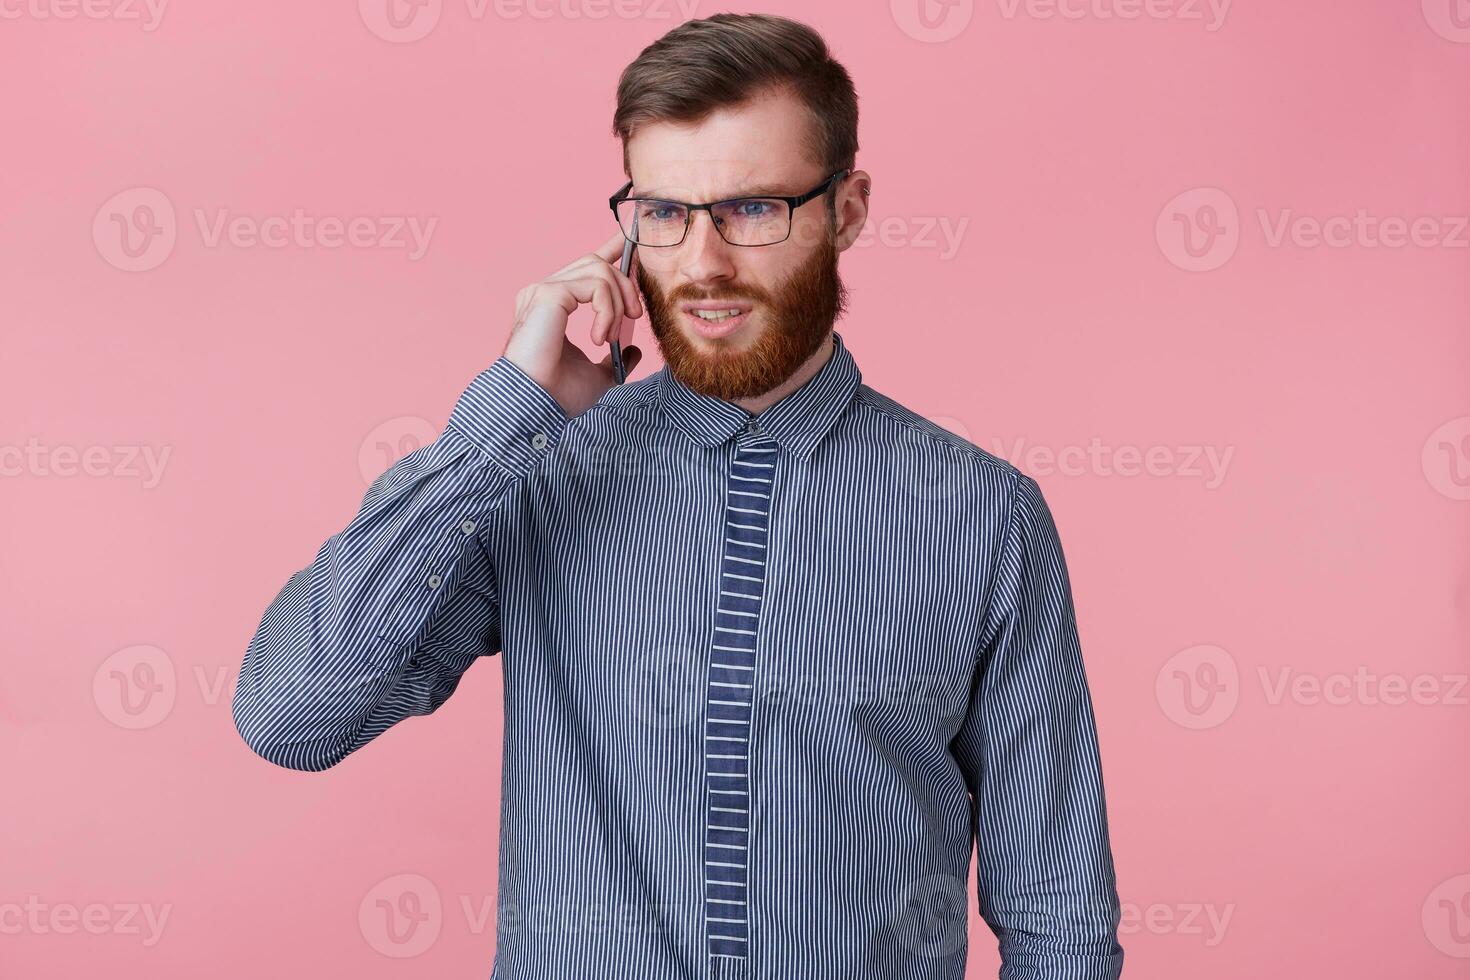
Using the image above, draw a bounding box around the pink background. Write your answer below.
[2,1,1467,976]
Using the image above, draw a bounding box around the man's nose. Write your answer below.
[678,209,736,283]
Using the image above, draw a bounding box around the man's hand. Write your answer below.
[503,230,646,417]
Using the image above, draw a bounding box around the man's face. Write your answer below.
[625,88,864,401]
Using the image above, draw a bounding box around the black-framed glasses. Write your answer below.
[609,169,851,248]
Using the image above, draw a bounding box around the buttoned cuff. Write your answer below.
[446,355,569,479]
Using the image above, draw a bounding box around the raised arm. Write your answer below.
[950,472,1125,979]
[233,231,647,771]
[232,356,568,771]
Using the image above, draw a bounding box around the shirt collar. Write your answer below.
[655,330,862,461]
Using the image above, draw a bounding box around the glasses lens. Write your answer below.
[617,200,688,246]
[711,198,791,246]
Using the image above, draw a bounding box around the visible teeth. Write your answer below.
[693,309,743,323]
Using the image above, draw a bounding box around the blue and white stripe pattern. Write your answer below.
[704,424,778,960]
[233,330,1124,980]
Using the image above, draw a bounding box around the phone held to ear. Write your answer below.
[611,235,636,385]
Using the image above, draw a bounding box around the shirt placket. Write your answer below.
[704,418,779,972]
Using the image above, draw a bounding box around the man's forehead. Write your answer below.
[626,157,815,201]
[625,93,818,199]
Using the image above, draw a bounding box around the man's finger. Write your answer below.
[594,229,629,265]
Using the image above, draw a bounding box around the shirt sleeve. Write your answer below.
[232,355,568,772]
[949,472,1125,980]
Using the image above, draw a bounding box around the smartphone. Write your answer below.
[611,225,637,385]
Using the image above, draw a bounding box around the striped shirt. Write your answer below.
[233,329,1125,979]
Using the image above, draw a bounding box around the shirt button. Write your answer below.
[530,432,548,450]
[426,573,442,589]
[746,419,762,435]
[460,519,477,535]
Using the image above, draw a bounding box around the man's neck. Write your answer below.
[732,331,835,416]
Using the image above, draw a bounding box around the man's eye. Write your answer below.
[644,205,683,222]
[736,200,774,218]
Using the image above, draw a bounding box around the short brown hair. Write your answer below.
[612,13,859,181]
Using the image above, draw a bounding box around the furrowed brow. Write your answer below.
[629,185,791,201]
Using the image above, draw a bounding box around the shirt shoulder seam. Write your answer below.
[851,385,1019,478]
[972,468,1027,663]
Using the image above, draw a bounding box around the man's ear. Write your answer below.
[834,172,871,252]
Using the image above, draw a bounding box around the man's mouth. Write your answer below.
[692,309,742,323]
[681,302,754,339]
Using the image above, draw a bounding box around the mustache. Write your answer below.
[666,287,765,305]
[636,268,769,307]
